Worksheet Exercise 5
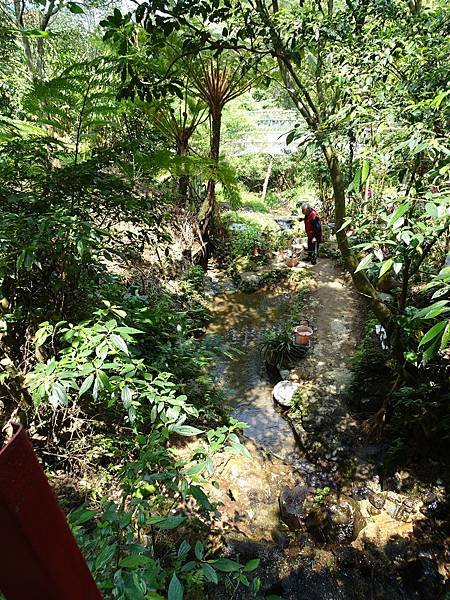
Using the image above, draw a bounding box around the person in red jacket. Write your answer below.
[301,203,322,265]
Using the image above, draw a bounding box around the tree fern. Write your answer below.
[23,57,122,163]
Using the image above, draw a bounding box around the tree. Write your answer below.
[190,53,253,253]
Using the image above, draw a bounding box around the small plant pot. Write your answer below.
[286,257,299,268]
[293,321,313,346]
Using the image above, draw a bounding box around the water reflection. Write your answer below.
[208,285,302,463]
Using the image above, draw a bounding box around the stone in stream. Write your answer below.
[368,491,386,510]
[279,485,367,545]
[273,380,300,408]
[279,485,314,530]
[306,496,367,544]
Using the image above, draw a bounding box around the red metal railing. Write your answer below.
[0,424,102,599]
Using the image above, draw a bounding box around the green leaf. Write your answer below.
[336,218,352,233]
[388,202,410,228]
[194,541,204,560]
[413,300,448,319]
[393,262,403,275]
[79,374,94,396]
[147,515,186,529]
[119,555,151,568]
[177,541,191,558]
[422,338,441,365]
[348,167,361,192]
[243,558,260,572]
[212,558,241,572]
[67,2,84,13]
[171,425,203,437]
[419,321,447,347]
[423,306,450,319]
[95,544,117,570]
[379,259,394,278]
[110,333,128,354]
[50,382,68,407]
[97,369,110,389]
[189,485,214,510]
[355,254,373,273]
[361,160,370,184]
[201,564,218,584]
[69,506,96,526]
[425,202,439,219]
[182,462,206,476]
[286,130,296,145]
[440,323,450,349]
[121,386,133,407]
[168,573,183,600]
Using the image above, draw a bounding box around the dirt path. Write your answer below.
[288,258,366,472]
[296,257,363,395]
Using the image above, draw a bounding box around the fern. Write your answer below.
[23,57,122,163]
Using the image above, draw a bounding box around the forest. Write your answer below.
[0,0,449,598]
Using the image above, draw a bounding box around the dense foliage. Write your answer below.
[0,0,449,597]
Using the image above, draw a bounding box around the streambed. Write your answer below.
[207,284,300,464]
[204,260,448,599]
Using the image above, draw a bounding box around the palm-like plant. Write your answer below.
[260,329,307,366]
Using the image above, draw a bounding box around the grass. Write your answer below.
[222,209,279,231]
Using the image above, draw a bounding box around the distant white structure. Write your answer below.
[224,109,302,156]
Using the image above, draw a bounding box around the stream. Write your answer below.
[207,285,300,464]
[204,258,449,599]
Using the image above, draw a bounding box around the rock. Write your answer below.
[400,558,444,600]
[368,492,386,510]
[279,484,313,530]
[402,499,415,513]
[279,369,290,380]
[229,223,248,232]
[286,257,299,268]
[379,292,394,302]
[393,505,410,522]
[306,496,366,544]
[352,486,370,500]
[420,496,449,520]
[270,528,290,549]
[386,491,400,503]
[422,491,438,506]
[273,380,300,408]
[368,504,382,516]
[239,271,261,292]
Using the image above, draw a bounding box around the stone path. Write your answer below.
[288,258,365,471]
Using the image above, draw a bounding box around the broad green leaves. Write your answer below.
[419,321,448,348]
[168,573,183,600]
[387,202,410,229]
[355,254,373,273]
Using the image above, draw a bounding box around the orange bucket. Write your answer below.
[294,322,313,346]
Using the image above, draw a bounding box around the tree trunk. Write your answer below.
[321,144,393,328]
[197,109,222,267]
[13,0,36,79]
[176,133,190,207]
[261,157,273,200]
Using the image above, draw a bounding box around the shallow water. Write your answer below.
[207,285,302,464]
